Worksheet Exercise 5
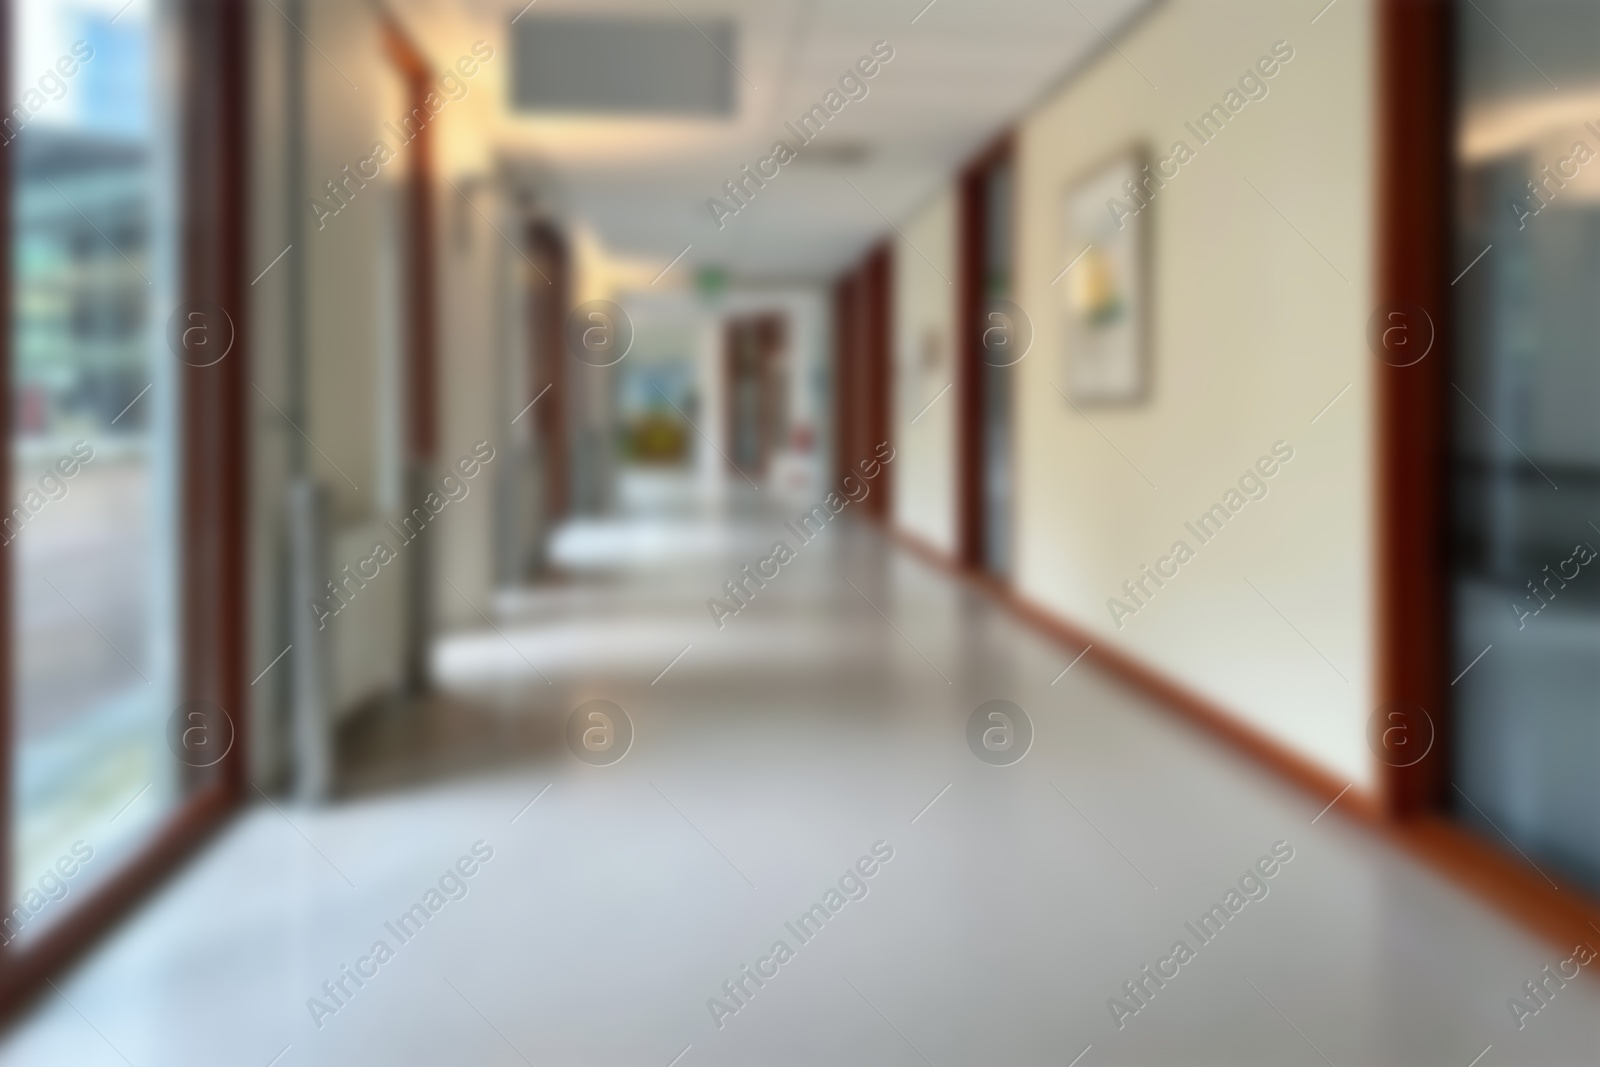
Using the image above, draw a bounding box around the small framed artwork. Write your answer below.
[1061,146,1150,404]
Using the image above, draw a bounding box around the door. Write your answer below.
[725,312,787,482]
[958,138,1016,579]
[1449,0,1600,895]
[979,158,1015,578]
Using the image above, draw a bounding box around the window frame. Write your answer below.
[0,0,249,1014]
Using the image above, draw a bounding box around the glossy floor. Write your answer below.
[2,480,1596,1066]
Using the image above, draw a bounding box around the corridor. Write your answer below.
[2,475,1597,1065]
[2,0,1600,1064]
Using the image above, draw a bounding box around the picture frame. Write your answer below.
[1061,145,1150,404]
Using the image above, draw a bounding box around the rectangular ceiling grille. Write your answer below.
[511,17,736,117]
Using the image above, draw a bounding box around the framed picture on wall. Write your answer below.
[1061,146,1149,404]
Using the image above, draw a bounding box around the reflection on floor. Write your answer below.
[3,477,1598,1066]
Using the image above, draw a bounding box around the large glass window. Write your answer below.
[7,0,179,934]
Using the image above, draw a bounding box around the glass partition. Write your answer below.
[1451,0,1600,895]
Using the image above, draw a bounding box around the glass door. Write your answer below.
[1450,0,1600,895]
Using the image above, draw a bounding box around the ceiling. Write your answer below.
[406,0,1155,285]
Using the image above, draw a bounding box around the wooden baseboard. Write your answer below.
[887,524,1375,819]
[1389,817,1600,960]
[885,523,1600,960]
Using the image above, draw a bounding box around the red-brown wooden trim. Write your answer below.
[1374,0,1453,818]
[887,525,1373,820]
[833,270,862,487]
[955,133,1014,572]
[833,241,894,511]
[760,314,787,478]
[527,223,569,518]
[0,0,15,973]
[722,318,739,476]
[381,18,439,462]
[182,0,251,799]
[1396,816,1600,962]
[0,786,233,1018]
[955,160,983,569]
[861,242,893,518]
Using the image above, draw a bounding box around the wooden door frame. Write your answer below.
[832,242,893,515]
[0,0,250,1015]
[526,222,570,520]
[1373,0,1452,821]
[860,242,892,521]
[758,313,788,473]
[722,318,747,478]
[833,270,862,488]
[1364,0,1600,954]
[379,16,439,467]
[956,133,1015,574]
[723,312,786,483]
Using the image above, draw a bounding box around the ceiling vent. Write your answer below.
[511,17,736,118]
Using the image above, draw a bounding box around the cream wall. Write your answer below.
[423,14,507,628]
[1010,0,1375,786]
[891,189,959,555]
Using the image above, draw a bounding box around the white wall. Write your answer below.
[1011,0,1376,786]
[891,189,958,554]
